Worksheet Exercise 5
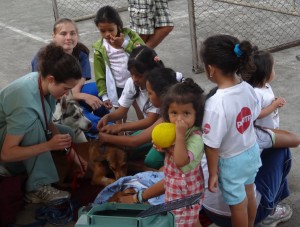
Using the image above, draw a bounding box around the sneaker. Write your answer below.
[25,185,70,203]
[0,165,12,177]
[261,204,293,227]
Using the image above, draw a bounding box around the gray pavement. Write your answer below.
[0,0,300,226]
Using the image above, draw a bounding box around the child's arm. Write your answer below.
[258,97,286,119]
[93,48,109,104]
[98,118,163,147]
[101,112,160,134]
[97,106,129,130]
[119,179,165,204]
[205,145,219,193]
[271,128,300,148]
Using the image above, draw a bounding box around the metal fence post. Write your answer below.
[187,0,203,74]
[51,0,59,21]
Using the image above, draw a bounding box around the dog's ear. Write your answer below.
[60,96,68,114]
[66,90,74,101]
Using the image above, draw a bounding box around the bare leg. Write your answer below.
[230,198,248,227]
[142,26,174,49]
[245,183,257,227]
[194,218,202,227]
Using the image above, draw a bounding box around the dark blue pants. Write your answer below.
[80,82,109,134]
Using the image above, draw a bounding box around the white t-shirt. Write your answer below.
[103,39,131,88]
[202,81,261,158]
[254,83,279,129]
[118,78,160,118]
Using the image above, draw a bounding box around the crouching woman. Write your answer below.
[0,43,82,203]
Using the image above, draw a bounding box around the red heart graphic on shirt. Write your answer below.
[236,107,252,134]
[203,123,211,134]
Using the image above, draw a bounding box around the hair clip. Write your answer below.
[154,56,160,62]
[234,44,243,58]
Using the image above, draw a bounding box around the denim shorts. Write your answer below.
[218,143,262,205]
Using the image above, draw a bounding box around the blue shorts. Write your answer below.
[218,143,262,205]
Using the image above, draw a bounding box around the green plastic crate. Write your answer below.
[75,203,175,227]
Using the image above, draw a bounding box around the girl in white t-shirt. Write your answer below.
[244,50,286,129]
[97,46,164,134]
[242,50,300,150]
[200,35,262,227]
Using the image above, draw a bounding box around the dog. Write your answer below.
[53,92,92,143]
[72,140,128,186]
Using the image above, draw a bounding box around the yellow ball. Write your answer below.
[152,123,176,148]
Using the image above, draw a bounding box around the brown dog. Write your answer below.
[53,140,128,187]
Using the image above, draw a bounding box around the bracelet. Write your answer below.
[136,190,145,203]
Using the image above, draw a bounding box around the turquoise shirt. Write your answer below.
[0,72,55,147]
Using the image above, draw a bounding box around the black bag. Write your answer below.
[0,174,26,226]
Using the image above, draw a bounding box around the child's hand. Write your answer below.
[101,124,122,135]
[175,119,188,136]
[85,94,103,110]
[109,33,124,48]
[103,100,113,109]
[273,97,286,108]
[152,143,174,153]
[97,115,109,131]
[208,174,218,193]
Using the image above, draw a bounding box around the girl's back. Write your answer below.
[204,81,260,158]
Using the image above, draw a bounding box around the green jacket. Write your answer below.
[92,28,144,106]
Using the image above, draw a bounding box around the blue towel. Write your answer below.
[94,171,165,205]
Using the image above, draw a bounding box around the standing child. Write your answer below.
[154,78,206,227]
[97,45,164,134]
[118,77,205,227]
[93,5,145,110]
[200,35,262,227]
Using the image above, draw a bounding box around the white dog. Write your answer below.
[53,92,92,143]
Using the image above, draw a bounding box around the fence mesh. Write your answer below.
[189,0,300,72]
[52,0,128,21]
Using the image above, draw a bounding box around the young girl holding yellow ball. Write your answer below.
[152,78,206,227]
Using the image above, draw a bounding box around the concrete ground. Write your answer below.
[0,0,299,226]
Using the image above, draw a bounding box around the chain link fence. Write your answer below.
[188,0,300,73]
[51,0,128,21]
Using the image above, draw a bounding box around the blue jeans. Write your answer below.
[203,147,292,226]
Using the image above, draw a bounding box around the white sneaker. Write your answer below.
[25,185,70,203]
[0,165,12,177]
[260,204,292,227]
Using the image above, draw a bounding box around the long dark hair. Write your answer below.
[144,68,178,113]
[128,45,165,99]
[200,34,256,79]
[243,50,274,87]
[94,5,123,36]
